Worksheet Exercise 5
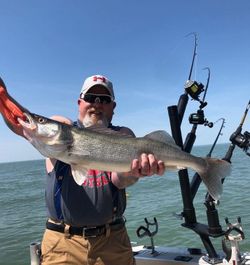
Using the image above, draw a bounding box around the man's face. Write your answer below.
[78,85,116,127]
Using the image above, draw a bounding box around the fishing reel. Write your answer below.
[184,80,207,108]
[230,130,250,156]
[185,80,213,128]
[189,109,213,127]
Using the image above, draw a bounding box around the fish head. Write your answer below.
[18,112,61,143]
[17,112,71,158]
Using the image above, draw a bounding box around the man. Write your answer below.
[17,74,165,265]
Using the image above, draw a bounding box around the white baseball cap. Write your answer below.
[80,75,115,100]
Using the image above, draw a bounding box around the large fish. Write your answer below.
[17,112,231,200]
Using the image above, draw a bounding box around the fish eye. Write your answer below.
[38,117,46,124]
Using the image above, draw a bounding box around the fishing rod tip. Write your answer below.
[202,67,210,72]
[185,32,198,38]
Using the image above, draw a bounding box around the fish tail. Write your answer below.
[198,158,231,201]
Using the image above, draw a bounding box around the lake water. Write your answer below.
[0,143,249,265]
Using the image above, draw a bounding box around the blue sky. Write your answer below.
[0,0,249,163]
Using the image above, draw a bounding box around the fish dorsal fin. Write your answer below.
[144,130,178,147]
[71,165,89,185]
[84,125,134,138]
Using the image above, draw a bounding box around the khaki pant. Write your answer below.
[41,226,135,265]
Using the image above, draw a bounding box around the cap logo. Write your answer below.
[93,76,106,83]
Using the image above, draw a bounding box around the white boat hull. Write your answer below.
[133,245,206,265]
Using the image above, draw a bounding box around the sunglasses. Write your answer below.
[80,93,113,104]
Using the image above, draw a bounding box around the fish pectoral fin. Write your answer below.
[71,165,89,186]
[144,130,179,147]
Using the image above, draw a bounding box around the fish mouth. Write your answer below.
[17,112,37,131]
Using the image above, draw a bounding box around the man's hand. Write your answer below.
[111,153,165,189]
[130,153,165,177]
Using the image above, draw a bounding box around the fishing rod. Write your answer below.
[170,34,210,152]
[168,95,220,259]
[168,33,201,226]
[195,100,250,265]
[224,100,250,161]
[177,32,199,124]
[168,36,218,256]
[182,115,227,260]
[187,67,213,128]
[196,101,250,260]
[168,35,214,225]
[184,118,227,248]
[207,118,225,157]
[190,118,226,199]
[179,33,208,126]
[200,102,250,258]
[168,38,228,258]
[203,118,226,236]
[187,32,198,81]
[177,67,212,203]
[184,67,213,153]
[177,67,215,202]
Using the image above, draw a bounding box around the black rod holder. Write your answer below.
[200,235,219,258]
[168,105,184,148]
[168,101,220,258]
[205,200,223,235]
[177,93,189,125]
[168,105,196,224]
[183,125,197,153]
